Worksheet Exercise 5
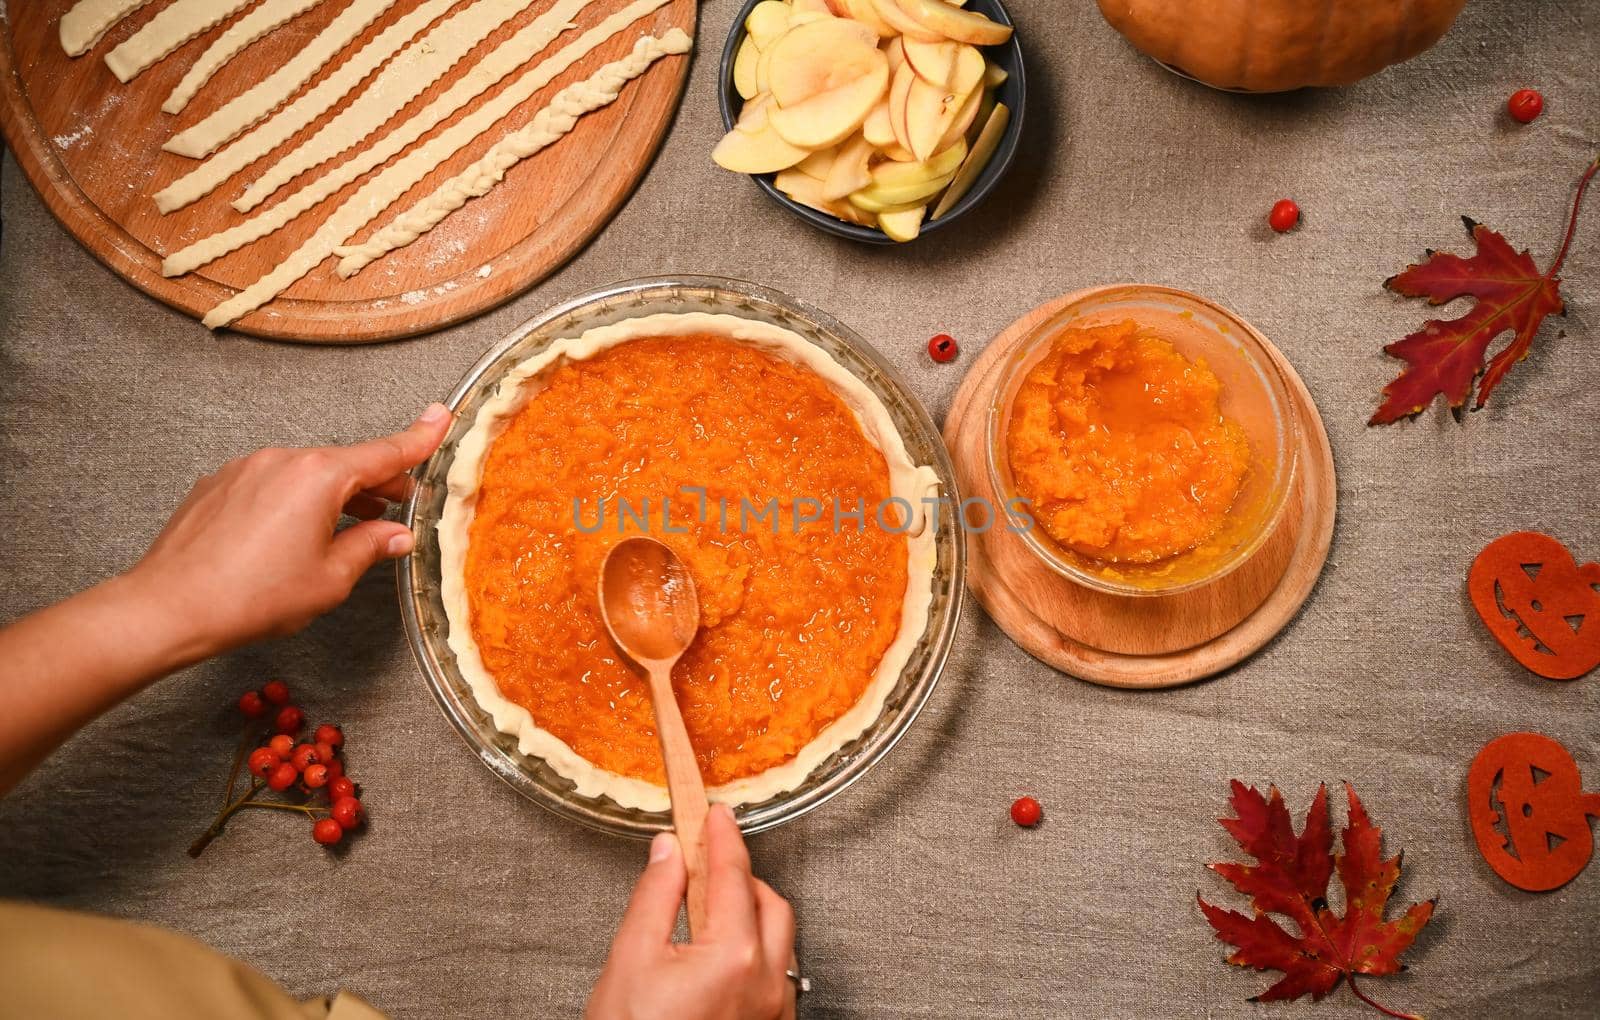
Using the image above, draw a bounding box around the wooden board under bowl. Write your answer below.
[0,0,695,343]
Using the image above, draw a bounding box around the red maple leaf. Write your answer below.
[1371,155,1598,424]
[1199,781,1435,1019]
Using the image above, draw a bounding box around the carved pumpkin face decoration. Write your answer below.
[1467,733,1600,892]
[1468,532,1600,680]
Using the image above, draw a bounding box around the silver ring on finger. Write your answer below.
[785,969,811,996]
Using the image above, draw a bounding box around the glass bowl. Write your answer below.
[399,275,965,839]
[986,285,1301,597]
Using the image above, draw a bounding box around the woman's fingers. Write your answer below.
[360,474,414,504]
[326,520,415,585]
[703,804,759,945]
[612,833,688,960]
[753,879,796,981]
[339,404,451,488]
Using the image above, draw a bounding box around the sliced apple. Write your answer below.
[935,84,981,151]
[822,132,875,200]
[870,0,942,41]
[862,99,896,147]
[887,61,915,151]
[767,18,881,107]
[745,1,792,48]
[984,63,1008,88]
[791,0,832,14]
[755,42,775,94]
[932,101,1007,219]
[838,0,896,36]
[904,77,964,161]
[880,142,916,161]
[884,35,906,76]
[733,37,760,100]
[769,59,889,148]
[714,98,812,174]
[795,144,840,180]
[878,204,925,241]
[849,171,954,211]
[734,92,775,134]
[776,168,878,225]
[870,137,966,186]
[893,0,1012,46]
[901,38,959,89]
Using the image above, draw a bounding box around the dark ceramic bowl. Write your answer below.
[717,0,1026,244]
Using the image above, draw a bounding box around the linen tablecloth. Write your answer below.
[2,1,1597,1016]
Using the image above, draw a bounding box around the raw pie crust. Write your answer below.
[438,312,941,812]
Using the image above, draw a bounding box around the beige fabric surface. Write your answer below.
[1,1,1598,1017]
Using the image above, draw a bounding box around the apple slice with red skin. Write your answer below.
[714,96,811,174]
[893,0,1012,45]
[770,57,890,148]
[931,101,1007,219]
[823,132,876,200]
[871,0,943,41]
[887,61,916,151]
[767,18,881,107]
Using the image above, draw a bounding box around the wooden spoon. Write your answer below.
[598,536,710,936]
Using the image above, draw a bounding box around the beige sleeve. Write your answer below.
[0,900,389,1020]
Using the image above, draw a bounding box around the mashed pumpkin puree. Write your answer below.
[1005,321,1250,564]
[464,335,907,787]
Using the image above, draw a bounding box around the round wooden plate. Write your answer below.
[943,286,1337,689]
[0,0,695,343]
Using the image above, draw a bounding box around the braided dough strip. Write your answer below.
[105,0,256,82]
[336,32,690,277]
[59,0,154,57]
[154,0,455,213]
[195,20,687,330]
[163,0,326,115]
[162,0,606,277]
[163,0,397,159]
[234,0,542,213]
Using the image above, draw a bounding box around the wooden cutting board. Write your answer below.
[0,0,695,343]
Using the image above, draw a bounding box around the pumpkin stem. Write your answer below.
[1346,973,1423,1020]
[1549,154,1600,279]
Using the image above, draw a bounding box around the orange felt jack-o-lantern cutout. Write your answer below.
[1467,732,1600,892]
[1468,532,1600,680]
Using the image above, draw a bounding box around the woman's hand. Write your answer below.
[587,805,798,1020]
[0,405,450,795]
[128,403,451,657]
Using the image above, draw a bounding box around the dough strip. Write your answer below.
[196,20,687,330]
[105,0,256,83]
[58,0,153,57]
[163,0,611,277]
[154,0,455,213]
[234,0,543,214]
[163,0,398,159]
[337,32,690,276]
[163,0,326,115]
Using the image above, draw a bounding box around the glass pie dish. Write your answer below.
[399,275,965,838]
[986,285,1301,597]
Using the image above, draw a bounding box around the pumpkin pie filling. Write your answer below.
[1005,320,1251,564]
[459,332,913,790]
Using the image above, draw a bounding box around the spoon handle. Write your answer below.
[647,662,711,938]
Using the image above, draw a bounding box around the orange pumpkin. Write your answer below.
[1095,0,1469,93]
[1468,532,1600,681]
[1467,733,1600,892]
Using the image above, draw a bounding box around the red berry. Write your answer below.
[314,724,344,749]
[1010,795,1042,827]
[237,690,267,718]
[262,680,291,706]
[312,818,344,846]
[268,734,295,758]
[324,759,345,782]
[303,764,330,789]
[927,333,958,363]
[267,762,299,792]
[314,740,338,764]
[290,744,320,772]
[1268,199,1300,233]
[1507,88,1543,124]
[329,776,356,802]
[330,796,363,829]
[247,747,281,778]
[274,706,304,735]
